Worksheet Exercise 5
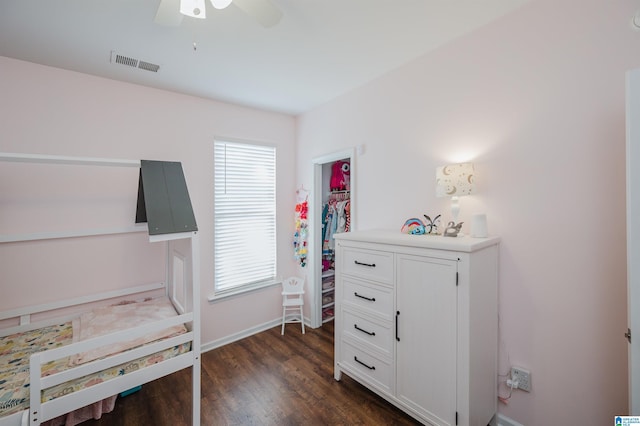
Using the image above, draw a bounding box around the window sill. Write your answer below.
[207,279,281,303]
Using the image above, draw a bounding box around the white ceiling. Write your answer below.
[0,0,530,115]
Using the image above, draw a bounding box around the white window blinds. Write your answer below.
[214,140,277,293]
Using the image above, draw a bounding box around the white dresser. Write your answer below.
[334,230,500,426]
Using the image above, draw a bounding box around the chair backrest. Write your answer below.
[282,276,305,295]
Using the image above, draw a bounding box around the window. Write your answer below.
[214,140,277,295]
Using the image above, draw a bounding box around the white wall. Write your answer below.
[0,56,299,346]
[297,0,640,423]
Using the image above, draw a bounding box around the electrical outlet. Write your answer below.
[511,367,531,392]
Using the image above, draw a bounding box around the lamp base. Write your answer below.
[451,196,460,224]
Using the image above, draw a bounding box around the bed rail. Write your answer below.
[29,313,195,424]
[0,282,166,326]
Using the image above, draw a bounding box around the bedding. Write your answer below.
[71,297,187,365]
[0,297,189,420]
[0,322,73,416]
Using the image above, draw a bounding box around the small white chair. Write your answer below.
[281,276,305,335]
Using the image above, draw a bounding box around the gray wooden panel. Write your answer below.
[136,160,198,235]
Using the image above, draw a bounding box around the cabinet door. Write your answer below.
[396,254,457,426]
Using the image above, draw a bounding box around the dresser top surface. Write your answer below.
[334,229,500,253]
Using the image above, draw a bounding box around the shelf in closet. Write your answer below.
[322,306,335,323]
[322,270,335,278]
[322,267,335,322]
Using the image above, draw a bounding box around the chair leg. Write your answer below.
[300,306,305,334]
[281,306,286,335]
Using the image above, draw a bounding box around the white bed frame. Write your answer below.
[0,153,201,426]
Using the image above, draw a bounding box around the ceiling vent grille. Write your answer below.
[138,60,160,73]
[110,51,160,73]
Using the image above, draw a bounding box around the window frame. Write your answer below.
[211,139,278,300]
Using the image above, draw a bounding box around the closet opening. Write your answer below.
[311,148,355,328]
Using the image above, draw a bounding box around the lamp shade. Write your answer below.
[436,163,476,198]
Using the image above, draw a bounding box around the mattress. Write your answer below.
[0,297,190,418]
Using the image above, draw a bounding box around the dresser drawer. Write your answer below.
[340,340,393,393]
[342,276,393,320]
[342,309,393,357]
[340,246,393,284]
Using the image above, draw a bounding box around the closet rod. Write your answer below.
[0,152,140,168]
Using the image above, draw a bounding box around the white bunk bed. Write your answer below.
[0,153,201,426]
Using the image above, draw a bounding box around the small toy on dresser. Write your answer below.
[423,214,442,235]
[443,221,464,237]
[401,218,426,235]
[400,213,442,235]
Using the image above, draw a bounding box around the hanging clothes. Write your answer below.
[322,201,334,256]
[322,197,351,255]
[293,187,309,267]
[335,200,348,234]
[344,200,351,232]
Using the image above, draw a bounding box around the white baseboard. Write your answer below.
[200,316,311,353]
[497,413,525,426]
[200,318,281,353]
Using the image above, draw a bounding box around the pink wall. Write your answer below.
[0,56,298,345]
[2,0,639,422]
[297,0,640,423]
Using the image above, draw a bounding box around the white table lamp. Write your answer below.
[436,163,476,225]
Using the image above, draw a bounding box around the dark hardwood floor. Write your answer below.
[85,321,420,425]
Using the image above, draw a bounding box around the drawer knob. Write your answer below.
[354,260,376,267]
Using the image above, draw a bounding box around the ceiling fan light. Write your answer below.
[180,0,206,18]
[210,0,233,10]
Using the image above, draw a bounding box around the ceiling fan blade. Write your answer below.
[154,0,184,26]
[233,0,283,28]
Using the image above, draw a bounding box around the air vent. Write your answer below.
[110,51,160,73]
[114,53,138,68]
[138,61,160,73]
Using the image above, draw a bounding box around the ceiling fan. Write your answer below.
[154,0,283,28]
